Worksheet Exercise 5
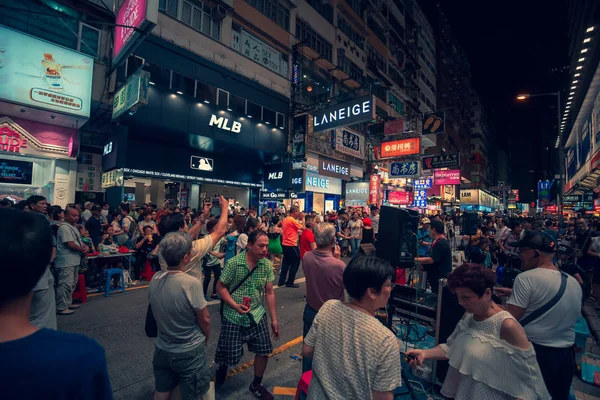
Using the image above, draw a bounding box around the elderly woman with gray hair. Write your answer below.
[149,232,212,400]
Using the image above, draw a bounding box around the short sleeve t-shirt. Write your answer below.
[305,300,401,399]
[427,237,452,281]
[55,223,83,267]
[302,250,345,310]
[299,229,315,259]
[149,271,208,352]
[507,268,582,347]
[348,219,363,238]
[282,216,302,246]
[159,235,213,281]
[220,253,274,327]
[0,328,112,400]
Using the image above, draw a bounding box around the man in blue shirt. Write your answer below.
[417,217,432,257]
[0,208,112,400]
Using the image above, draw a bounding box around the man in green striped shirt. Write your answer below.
[215,230,279,400]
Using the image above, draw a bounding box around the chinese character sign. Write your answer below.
[422,153,460,170]
[389,161,419,177]
[380,138,420,158]
[413,189,427,208]
[369,174,381,205]
[231,29,288,77]
[414,178,433,190]
[332,128,365,158]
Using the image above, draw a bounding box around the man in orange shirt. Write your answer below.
[278,206,305,288]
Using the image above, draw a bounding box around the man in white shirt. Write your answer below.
[496,231,582,400]
[81,201,93,224]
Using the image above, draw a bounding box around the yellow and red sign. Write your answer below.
[380,138,420,158]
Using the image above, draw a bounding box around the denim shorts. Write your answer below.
[153,344,211,399]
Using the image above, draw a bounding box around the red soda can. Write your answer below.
[242,296,251,308]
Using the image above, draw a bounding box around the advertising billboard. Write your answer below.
[0,159,33,185]
[0,25,94,118]
[414,178,433,190]
[388,190,412,205]
[112,69,150,120]
[114,0,158,66]
[433,169,460,185]
[380,138,420,158]
[460,190,479,205]
[422,111,445,134]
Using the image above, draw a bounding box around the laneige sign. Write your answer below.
[312,95,375,132]
[318,156,351,181]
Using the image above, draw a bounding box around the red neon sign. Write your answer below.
[0,126,27,153]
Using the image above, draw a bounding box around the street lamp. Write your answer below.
[516,92,564,223]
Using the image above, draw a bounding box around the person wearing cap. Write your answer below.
[415,219,452,294]
[417,218,432,257]
[361,217,374,245]
[495,231,582,400]
[81,201,93,224]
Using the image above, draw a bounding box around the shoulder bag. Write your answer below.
[520,272,568,327]
[219,265,258,316]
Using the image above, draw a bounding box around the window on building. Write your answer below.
[246,101,262,119]
[388,66,404,89]
[146,63,172,87]
[347,0,363,16]
[337,16,364,47]
[246,0,290,30]
[263,108,276,125]
[78,23,101,57]
[341,59,363,82]
[296,19,332,62]
[388,92,404,114]
[276,112,285,129]
[159,0,179,17]
[196,81,217,104]
[217,88,230,108]
[165,0,221,40]
[367,45,386,72]
[230,95,246,115]
[306,0,333,23]
[368,16,387,44]
[171,72,195,96]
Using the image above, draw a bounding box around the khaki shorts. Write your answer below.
[153,345,211,399]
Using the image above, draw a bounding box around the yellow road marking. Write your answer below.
[273,387,297,396]
[226,336,304,378]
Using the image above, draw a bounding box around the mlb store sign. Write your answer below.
[263,163,292,190]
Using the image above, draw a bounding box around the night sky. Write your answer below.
[430,0,569,203]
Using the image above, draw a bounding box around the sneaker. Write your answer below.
[249,383,274,400]
[57,309,74,315]
[285,283,300,288]
[215,365,228,386]
[210,294,220,299]
[68,304,80,310]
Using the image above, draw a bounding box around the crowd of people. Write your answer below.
[0,194,594,400]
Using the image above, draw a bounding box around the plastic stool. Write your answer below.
[140,260,156,281]
[103,268,126,297]
[294,370,312,400]
[72,274,87,303]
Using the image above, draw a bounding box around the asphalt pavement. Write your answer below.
[58,271,309,400]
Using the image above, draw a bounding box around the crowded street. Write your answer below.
[3,0,600,399]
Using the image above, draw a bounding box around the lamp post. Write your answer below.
[516,92,563,224]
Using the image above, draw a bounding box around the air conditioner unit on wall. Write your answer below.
[213,5,227,21]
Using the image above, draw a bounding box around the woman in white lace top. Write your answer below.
[407,264,550,400]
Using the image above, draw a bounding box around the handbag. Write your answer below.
[219,266,258,316]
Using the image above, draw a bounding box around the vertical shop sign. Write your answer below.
[369,174,381,205]
[114,0,158,66]
[180,189,189,208]
[292,115,308,161]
